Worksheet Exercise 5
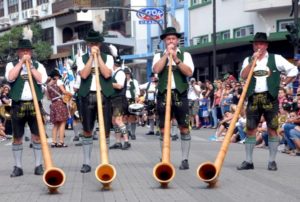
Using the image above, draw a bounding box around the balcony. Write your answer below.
[52,0,92,13]
[243,0,291,12]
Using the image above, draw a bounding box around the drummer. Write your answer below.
[124,67,140,140]
[139,72,158,135]
[108,44,131,150]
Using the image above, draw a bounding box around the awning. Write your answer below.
[49,51,71,60]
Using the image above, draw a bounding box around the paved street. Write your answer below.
[0,124,300,202]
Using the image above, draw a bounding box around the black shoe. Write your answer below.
[93,136,98,141]
[172,135,179,141]
[10,166,23,177]
[34,165,44,175]
[80,164,91,173]
[237,161,254,170]
[179,159,189,170]
[24,136,30,142]
[109,143,122,149]
[268,161,277,171]
[146,131,154,135]
[73,136,80,141]
[75,142,83,146]
[29,143,33,148]
[155,131,161,136]
[122,142,131,150]
[131,134,136,140]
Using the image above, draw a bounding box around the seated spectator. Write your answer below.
[215,110,233,141]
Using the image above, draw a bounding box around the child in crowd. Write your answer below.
[199,91,210,128]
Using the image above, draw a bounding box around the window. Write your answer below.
[22,0,32,10]
[192,0,200,6]
[278,20,294,32]
[74,23,93,40]
[211,30,230,41]
[178,33,185,47]
[0,0,4,17]
[43,27,54,45]
[37,0,49,6]
[234,25,254,38]
[200,35,209,44]
[222,31,230,39]
[192,0,211,6]
[8,0,18,13]
[192,36,201,45]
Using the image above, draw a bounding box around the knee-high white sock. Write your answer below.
[245,136,256,163]
[12,143,23,168]
[82,137,93,165]
[32,142,42,167]
[268,136,279,162]
[181,133,191,160]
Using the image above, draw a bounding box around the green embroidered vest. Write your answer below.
[246,54,280,99]
[78,53,115,97]
[9,60,43,101]
[157,50,188,94]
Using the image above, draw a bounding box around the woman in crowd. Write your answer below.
[46,69,71,147]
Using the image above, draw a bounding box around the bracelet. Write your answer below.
[175,60,181,65]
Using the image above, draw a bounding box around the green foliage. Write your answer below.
[0,23,52,63]
[33,41,52,61]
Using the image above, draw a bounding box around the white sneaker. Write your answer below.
[238,139,245,144]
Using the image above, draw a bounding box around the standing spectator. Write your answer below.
[211,80,223,128]
[188,78,201,129]
[0,84,13,138]
[46,69,70,148]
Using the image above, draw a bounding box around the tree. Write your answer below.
[0,23,52,64]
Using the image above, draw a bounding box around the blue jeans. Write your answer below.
[211,107,218,127]
[237,125,246,141]
[289,129,300,149]
[283,123,297,149]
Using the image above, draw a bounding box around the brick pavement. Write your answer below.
[0,124,300,202]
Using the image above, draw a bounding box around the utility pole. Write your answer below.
[163,4,167,30]
[287,0,299,56]
[294,0,299,56]
[211,0,216,81]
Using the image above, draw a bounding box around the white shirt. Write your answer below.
[5,60,48,101]
[140,82,157,101]
[76,53,114,91]
[188,84,200,100]
[152,48,194,89]
[241,52,298,93]
[113,67,126,87]
[73,74,81,90]
[126,79,140,99]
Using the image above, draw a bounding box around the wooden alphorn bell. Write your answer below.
[25,61,66,193]
[153,53,176,188]
[92,53,117,190]
[196,57,258,187]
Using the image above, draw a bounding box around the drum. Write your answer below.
[128,103,144,115]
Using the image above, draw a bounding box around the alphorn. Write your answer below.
[93,53,117,190]
[196,56,258,187]
[25,61,65,193]
[153,53,176,188]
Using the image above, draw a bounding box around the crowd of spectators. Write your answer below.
[188,73,300,156]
